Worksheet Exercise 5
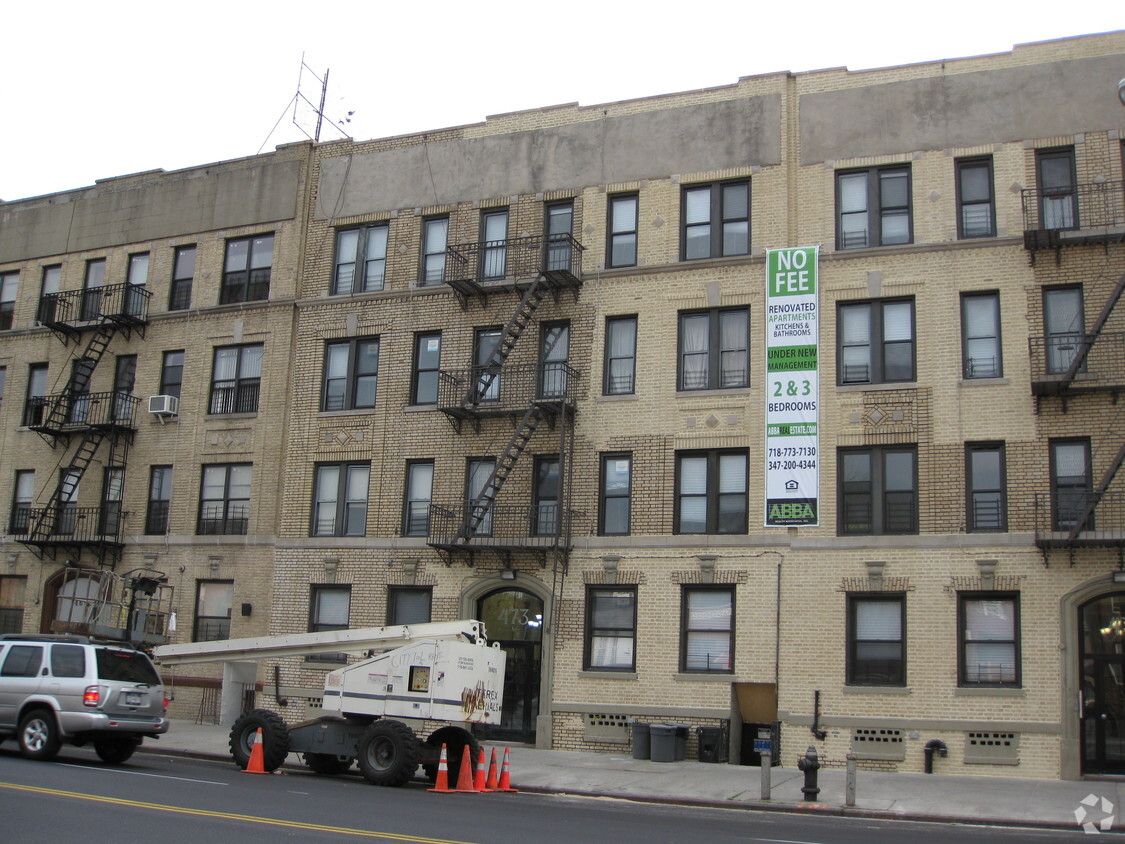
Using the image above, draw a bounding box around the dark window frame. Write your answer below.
[170,244,196,311]
[961,291,1002,379]
[606,193,638,268]
[955,156,996,239]
[599,452,632,536]
[332,224,388,295]
[209,344,262,415]
[193,580,234,642]
[23,362,47,427]
[37,265,60,325]
[197,462,252,535]
[1043,284,1086,375]
[674,449,748,535]
[584,585,637,672]
[308,584,351,663]
[836,165,913,250]
[966,442,1007,532]
[532,454,560,537]
[603,315,637,395]
[958,592,1020,687]
[0,575,27,635]
[1050,437,1093,532]
[411,332,441,405]
[146,465,172,535]
[322,337,379,412]
[544,200,574,271]
[220,234,274,304]
[681,179,750,261]
[421,216,449,286]
[677,307,749,391]
[838,445,918,536]
[160,350,185,400]
[847,593,906,686]
[1036,147,1078,231]
[837,298,916,385]
[680,585,735,674]
[402,460,434,537]
[0,270,18,330]
[387,586,433,625]
[479,207,509,280]
[10,469,34,536]
[311,461,370,537]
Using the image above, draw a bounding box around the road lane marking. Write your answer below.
[0,781,477,843]
[57,763,226,785]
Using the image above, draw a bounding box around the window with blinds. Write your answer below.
[959,594,1019,686]
[848,595,905,686]
[681,587,734,673]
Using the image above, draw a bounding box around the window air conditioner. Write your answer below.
[147,395,179,416]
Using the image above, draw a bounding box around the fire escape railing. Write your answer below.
[1034,491,1125,548]
[1022,180,1125,254]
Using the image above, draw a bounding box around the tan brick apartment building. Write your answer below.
[1,32,1122,779]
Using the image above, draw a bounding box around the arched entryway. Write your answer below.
[476,587,543,744]
[39,568,100,633]
[1080,592,1125,774]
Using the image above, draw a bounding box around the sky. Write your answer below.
[2,2,1121,203]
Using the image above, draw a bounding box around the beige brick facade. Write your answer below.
[1,32,1124,779]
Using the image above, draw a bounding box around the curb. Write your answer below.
[136,745,1084,833]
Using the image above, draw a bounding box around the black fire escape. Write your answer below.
[18,282,150,567]
[1022,180,1125,554]
[427,234,584,569]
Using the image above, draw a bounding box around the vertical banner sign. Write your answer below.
[765,246,819,526]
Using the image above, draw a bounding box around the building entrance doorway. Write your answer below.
[1080,592,1125,774]
[476,588,542,744]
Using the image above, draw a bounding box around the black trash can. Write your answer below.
[631,722,651,760]
[672,724,689,761]
[650,724,677,762]
[697,725,729,763]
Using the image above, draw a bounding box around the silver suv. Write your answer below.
[0,634,168,764]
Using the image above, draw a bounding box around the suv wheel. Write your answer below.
[18,709,61,761]
[94,736,139,765]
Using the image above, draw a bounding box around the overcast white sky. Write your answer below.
[2,2,1120,202]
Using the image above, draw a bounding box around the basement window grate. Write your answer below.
[851,727,905,761]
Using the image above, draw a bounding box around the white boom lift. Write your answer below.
[153,620,505,786]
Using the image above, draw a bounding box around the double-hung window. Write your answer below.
[533,456,560,537]
[959,593,1019,686]
[323,338,379,411]
[1043,285,1085,375]
[146,466,173,535]
[675,450,748,535]
[682,180,749,260]
[0,576,26,634]
[388,586,432,625]
[837,166,911,249]
[0,271,18,330]
[1037,147,1077,230]
[480,209,508,280]
[421,217,448,285]
[956,157,996,238]
[309,585,350,663]
[838,446,917,535]
[681,586,734,673]
[99,467,124,537]
[1051,438,1092,532]
[209,344,262,414]
[24,363,47,427]
[312,462,369,537]
[961,292,1001,378]
[585,587,637,671]
[194,581,234,642]
[838,299,915,384]
[678,308,748,391]
[160,350,184,400]
[473,328,502,402]
[10,470,34,535]
[966,443,1006,532]
[403,460,434,537]
[603,316,637,395]
[599,453,631,536]
[606,194,638,268]
[847,594,905,686]
[81,258,105,320]
[37,265,60,325]
[545,201,574,271]
[124,252,149,317]
[170,245,195,310]
[465,458,495,537]
[333,225,387,294]
[198,463,251,535]
[221,234,274,304]
[412,332,441,405]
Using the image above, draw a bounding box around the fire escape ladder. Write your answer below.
[1067,438,1125,544]
[35,319,119,444]
[27,428,106,542]
[1058,270,1125,393]
[462,276,548,407]
[459,404,546,541]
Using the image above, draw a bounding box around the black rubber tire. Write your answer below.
[229,709,290,772]
[305,752,353,775]
[423,726,480,785]
[18,709,61,761]
[356,720,421,787]
[94,736,139,765]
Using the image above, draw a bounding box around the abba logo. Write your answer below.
[767,499,817,524]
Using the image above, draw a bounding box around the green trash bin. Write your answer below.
[650,724,677,762]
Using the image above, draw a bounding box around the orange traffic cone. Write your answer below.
[495,746,518,792]
[454,744,479,792]
[427,743,453,793]
[473,747,492,791]
[243,727,267,774]
[485,748,499,790]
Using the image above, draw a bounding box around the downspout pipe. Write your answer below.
[923,738,948,773]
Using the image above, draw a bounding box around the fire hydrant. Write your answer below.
[796,745,820,800]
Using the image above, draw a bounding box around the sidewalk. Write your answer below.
[142,720,1123,833]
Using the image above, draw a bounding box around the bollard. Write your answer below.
[760,750,771,800]
[796,745,820,801]
[845,753,856,807]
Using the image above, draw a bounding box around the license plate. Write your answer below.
[125,692,142,706]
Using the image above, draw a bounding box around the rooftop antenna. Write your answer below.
[257,54,354,154]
